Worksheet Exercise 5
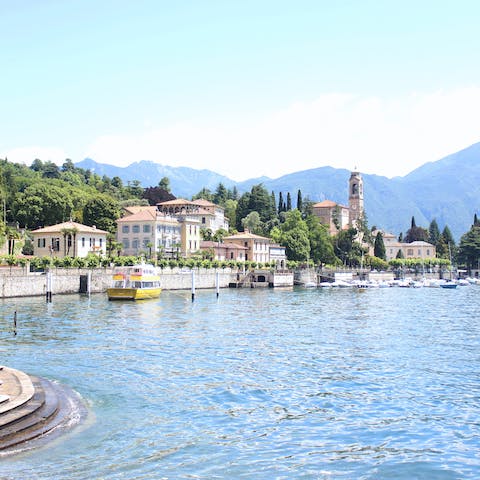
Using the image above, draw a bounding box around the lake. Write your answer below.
[0,285,479,479]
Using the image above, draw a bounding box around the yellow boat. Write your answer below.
[107,264,162,300]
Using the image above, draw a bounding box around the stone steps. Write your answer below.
[0,367,72,451]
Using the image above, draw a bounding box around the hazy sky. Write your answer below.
[2,1,480,181]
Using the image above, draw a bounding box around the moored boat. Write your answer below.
[107,264,162,300]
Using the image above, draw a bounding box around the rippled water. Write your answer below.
[0,286,479,479]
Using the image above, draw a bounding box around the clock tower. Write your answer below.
[348,170,364,227]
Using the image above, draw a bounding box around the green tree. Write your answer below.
[278,210,310,262]
[192,187,213,202]
[278,192,284,214]
[83,195,120,233]
[404,216,429,243]
[158,177,171,192]
[213,183,228,206]
[374,231,386,260]
[428,219,441,245]
[13,183,75,228]
[286,192,292,211]
[457,224,480,269]
[241,211,262,234]
[305,215,335,265]
[224,199,237,230]
[297,189,303,212]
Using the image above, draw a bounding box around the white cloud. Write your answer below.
[6,88,480,181]
[0,146,68,166]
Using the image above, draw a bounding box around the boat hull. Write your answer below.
[107,287,162,300]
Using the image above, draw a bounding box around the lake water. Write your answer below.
[0,285,479,479]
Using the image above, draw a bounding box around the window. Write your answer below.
[132,225,140,233]
[407,249,413,256]
[122,225,130,233]
[143,225,150,233]
[37,238,46,248]
[143,238,150,248]
[230,252,234,259]
[132,239,139,249]
[418,249,421,255]
[123,239,130,248]
[99,238,103,247]
[427,249,430,256]
[82,237,85,247]
[202,217,206,224]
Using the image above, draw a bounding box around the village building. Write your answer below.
[199,240,247,262]
[30,221,108,258]
[116,206,199,258]
[156,198,229,233]
[312,170,365,235]
[373,230,436,261]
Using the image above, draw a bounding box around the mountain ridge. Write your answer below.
[76,142,480,239]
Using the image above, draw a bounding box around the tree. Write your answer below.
[83,195,120,234]
[428,219,441,245]
[404,216,428,243]
[13,183,75,228]
[278,192,284,214]
[374,231,386,260]
[126,180,144,198]
[286,192,292,211]
[241,211,262,234]
[441,225,456,262]
[297,189,303,212]
[305,215,335,265]
[223,199,237,230]
[213,183,228,206]
[158,177,171,193]
[192,187,213,202]
[278,210,310,262]
[142,186,176,205]
[334,228,365,266]
[457,224,480,269]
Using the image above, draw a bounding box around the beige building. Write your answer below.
[31,221,108,258]
[312,200,350,235]
[117,205,201,258]
[157,198,229,233]
[223,231,272,264]
[312,170,365,235]
[200,240,248,261]
[374,230,436,261]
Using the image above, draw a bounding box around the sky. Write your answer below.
[1,0,480,181]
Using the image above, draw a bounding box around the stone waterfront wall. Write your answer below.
[0,266,240,298]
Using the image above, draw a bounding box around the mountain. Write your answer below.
[75,159,236,199]
[76,142,480,239]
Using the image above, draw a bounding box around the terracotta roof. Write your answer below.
[116,209,158,222]
[157,198,193,206]
[123,205,156,215]
[200,241,248,250]
[31,221,108,234]
[224,232,271,242]
[117,210,179,224]
[194,199,216,207]
[313,200,349,208]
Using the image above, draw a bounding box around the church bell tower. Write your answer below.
[348,170,364,227]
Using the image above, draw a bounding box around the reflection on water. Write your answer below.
[0,286,479,478]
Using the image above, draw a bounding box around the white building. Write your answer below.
[31,221,108,258]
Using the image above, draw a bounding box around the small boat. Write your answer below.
[303,281,317,288]
[107,264,162,300]
[439,280,457,289]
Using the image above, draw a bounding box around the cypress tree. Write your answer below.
[278,192,284,214]
[374,231,386,260]
[286,192,292,211]
[297,189,303,212]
